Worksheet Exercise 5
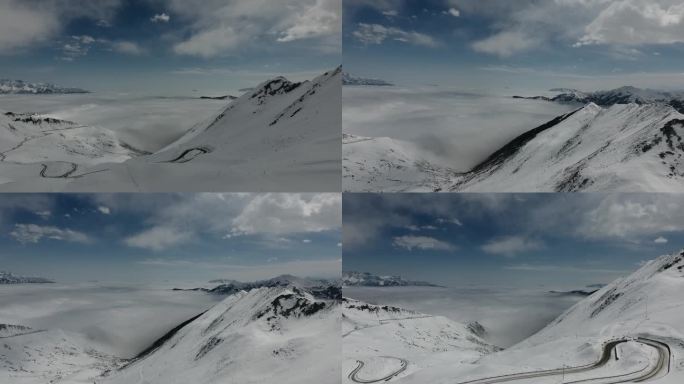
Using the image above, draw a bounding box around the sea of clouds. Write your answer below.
[0,283,222,358]
[343,87,575,171]
[345,286,585,348]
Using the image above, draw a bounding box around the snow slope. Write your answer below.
[345,102,684,192]
[0,68,341,192]
[343,134,457,192]
[0,327,122,384]
[343,298,498,383]
[455,103,684,192]
[101,286,340,384]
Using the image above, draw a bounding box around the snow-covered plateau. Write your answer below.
[344,86,684,192]
[0,280,341,384]
[0,67,341,192]
[343,250,684,383]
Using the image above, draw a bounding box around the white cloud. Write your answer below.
[34,211,52,220]
[392,235,456,251]
[447,8,460,17]
[150,13,171,23]
[124,227,193,251]
[166,0,340,57]
[352,23,439,47]
[277,0,341,42]
[482,236,544,257]
[654,236,668,244]
[382,10,399,17]
[436,218,463,226]
[0,0,121,54]
[575,0,684,47]
[112,41,145,55]
[302,239,312,243]
[97,206,111,215]
[10,224,91,244]
[472,30,539,57]
[231,193,341,236]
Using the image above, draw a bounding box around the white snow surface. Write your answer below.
[342,298,498,383]
[0,68,341,192]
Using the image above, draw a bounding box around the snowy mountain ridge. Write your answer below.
[343,271,443,287]
[0,79,89,94]
[101,285,340,384]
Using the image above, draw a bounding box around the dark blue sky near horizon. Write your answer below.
[343,194,684,289]
[0,0,341,94]
[343,0,684,92]
[0,194,341,283]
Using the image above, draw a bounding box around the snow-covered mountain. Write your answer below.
[178,275,341,300]
[343,271,442,287]
[343,72,393,86]
[0,79,88,94]
[0,68,341,192]
[0,271,54,284]
[343,250,684,383]
[343,298,499,383]
[101,286,340,384]
[346,102,684,192]
[453,103,684,192]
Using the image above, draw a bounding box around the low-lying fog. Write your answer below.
[345,286,585,348]
[0,94,228,153]
[0,284,222,358]
[343,87,575,171]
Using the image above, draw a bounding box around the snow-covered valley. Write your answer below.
[342,250,684,383]
[0,67,341,192]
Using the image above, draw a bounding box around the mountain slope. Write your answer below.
[454,103,684,192]
[101,286,340,384]
[343,298,499,383]
[58,67,342,192]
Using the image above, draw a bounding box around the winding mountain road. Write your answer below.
[349,357,408,383]
[453,337,670,384]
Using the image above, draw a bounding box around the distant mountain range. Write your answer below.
[0,271,54,284]
[0,79,89,94]
[343,271,443,287]
[514,86,684,113]
[343,72,394,86]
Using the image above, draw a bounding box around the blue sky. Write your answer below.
[0,193,341,283]
[344,0,684,92]
[0,0,340,94]
[343,194,684,289]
